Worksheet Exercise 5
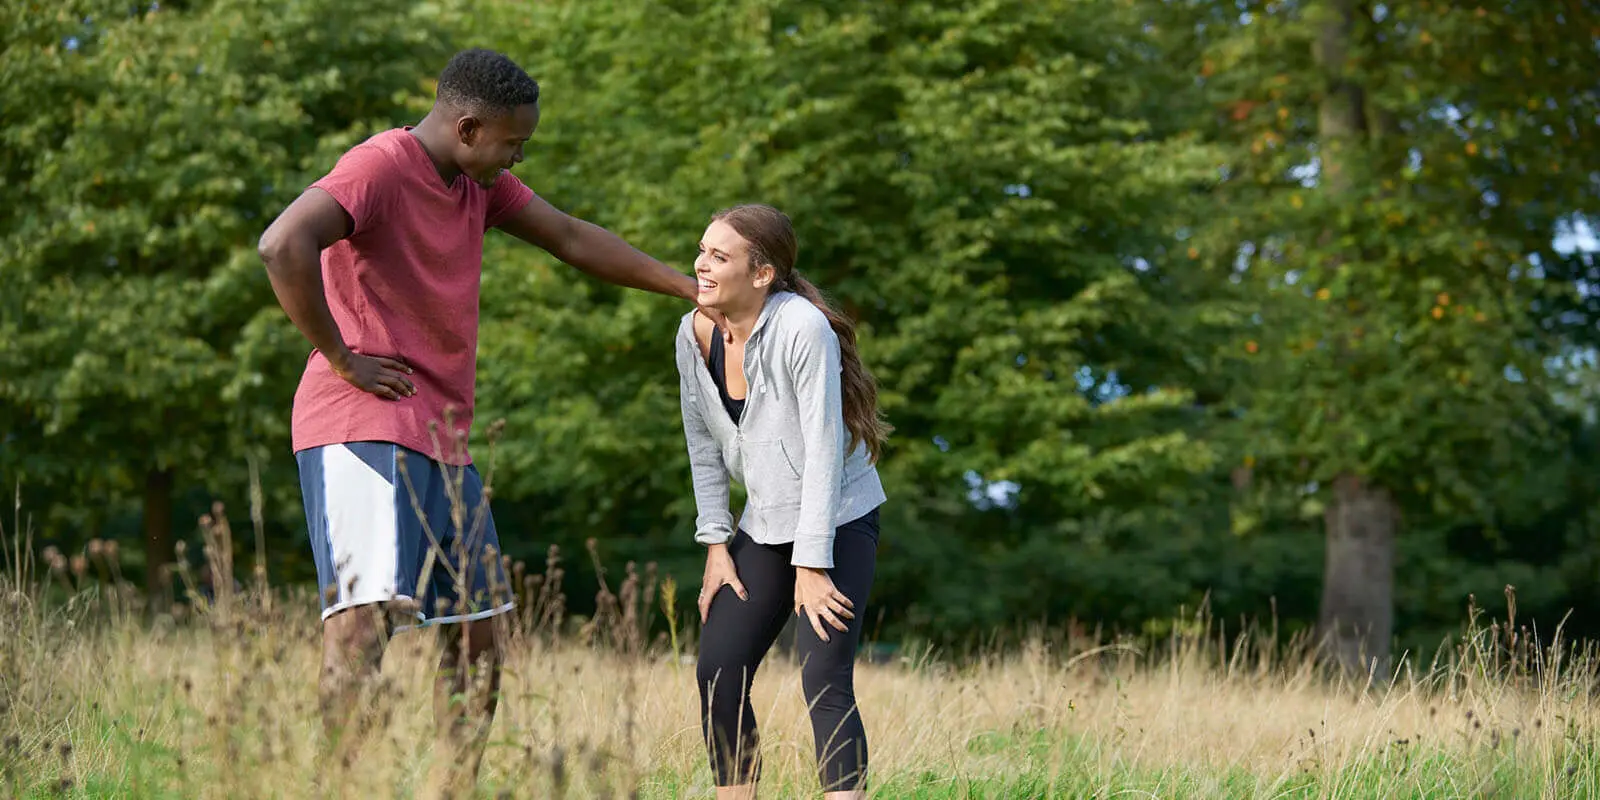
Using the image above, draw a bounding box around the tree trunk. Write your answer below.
[1313,0,1365,194]
[1311,0,1396,677]
[144,467,175,603]
[1318,473,1396,675]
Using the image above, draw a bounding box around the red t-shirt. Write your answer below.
[290,128,533,466]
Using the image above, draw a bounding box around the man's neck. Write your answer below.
[408,112,461,186]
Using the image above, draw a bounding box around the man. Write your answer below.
[257,48,711,797]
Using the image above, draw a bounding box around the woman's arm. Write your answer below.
[787,311,847,569]
[679,331,734,545]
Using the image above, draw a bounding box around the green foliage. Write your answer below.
[1,0,1596,647]
[0,0,455,565]
[463,0,1248,638]
[1175,0,1597,510]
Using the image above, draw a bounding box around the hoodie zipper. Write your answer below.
[737,294,783,435]
[733,324,759,466]
[692,293,787,476]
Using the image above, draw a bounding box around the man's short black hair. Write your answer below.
[436,48,540,116]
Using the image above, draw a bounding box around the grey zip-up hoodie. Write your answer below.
[676,291,886,569]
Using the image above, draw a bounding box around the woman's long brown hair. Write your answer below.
[712,204,892,462]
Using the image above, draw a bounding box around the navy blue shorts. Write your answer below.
[295,441,514,628]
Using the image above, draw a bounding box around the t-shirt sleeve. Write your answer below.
[485,170,535,230]
[309,143,395,237]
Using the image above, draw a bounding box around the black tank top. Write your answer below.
[708,333,746,423]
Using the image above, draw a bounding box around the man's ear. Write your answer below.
[455,115,482,145]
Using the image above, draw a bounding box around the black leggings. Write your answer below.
[697,508,880,791]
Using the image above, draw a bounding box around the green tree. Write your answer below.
[0,0,454,594]
[466,0,1234,638]
[1179,0,1600,671]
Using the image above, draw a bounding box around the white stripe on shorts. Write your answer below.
[321,443,406,618]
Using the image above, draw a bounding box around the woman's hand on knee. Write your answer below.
[699,544,747,623]
[794,567,853,643]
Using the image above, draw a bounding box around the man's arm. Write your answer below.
[258,188,352,363]
[257,188,414,399]
[495,192,698,302]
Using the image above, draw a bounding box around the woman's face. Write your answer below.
[694,219,772,312]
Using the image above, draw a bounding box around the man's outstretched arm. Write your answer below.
[258,188,415,399]
[495,191,699,302]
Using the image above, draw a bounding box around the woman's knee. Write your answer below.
[696,655,756,699]
[800,657,856,706]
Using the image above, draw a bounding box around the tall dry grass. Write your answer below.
[3,490,1599,798]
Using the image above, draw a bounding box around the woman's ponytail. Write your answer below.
[785,273,892,463]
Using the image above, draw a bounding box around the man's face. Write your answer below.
[457,102,539,189]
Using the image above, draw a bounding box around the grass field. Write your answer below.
[4,515,1599,798]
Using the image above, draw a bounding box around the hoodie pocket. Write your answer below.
[742,439,802,508]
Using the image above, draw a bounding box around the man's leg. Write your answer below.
[409,452,515,799]
[297,443,418,771]
[320,604,390,766]
[423,617,501,799]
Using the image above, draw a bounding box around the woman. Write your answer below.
[676,203,891,799]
